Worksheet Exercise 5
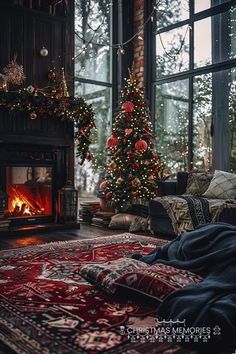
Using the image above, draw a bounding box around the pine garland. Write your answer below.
[0,90,95,164]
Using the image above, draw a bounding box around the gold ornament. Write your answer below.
[117,177,124,184]
[110,162,117,169]
[131,191,138,197]
[131,177,141,187]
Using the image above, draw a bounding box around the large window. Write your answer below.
[74,0,112,196]
[152,0,236,174]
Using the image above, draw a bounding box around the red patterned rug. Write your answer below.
[0,233,191,354]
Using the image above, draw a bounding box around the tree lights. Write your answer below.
[101,73,165,209]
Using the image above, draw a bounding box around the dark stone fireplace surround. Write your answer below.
[0,109,74,229]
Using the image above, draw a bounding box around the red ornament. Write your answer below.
[86,152,93,161]
[122,101,135,113]
[99,180,108,190]
[132,162,140,169]
[106,135,118,148]
[105,191,112,200]
[135,139,148,152]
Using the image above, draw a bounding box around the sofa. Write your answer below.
[149,171,236,236]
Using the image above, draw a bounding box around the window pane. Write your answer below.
[193,73,213,170]
[75,0,111,82]
[155,80,189,175]
[194,6,236,68]
[156,0,189,29]
[75,83,111,195]
[156,25,189,77]
[195,0,231,13]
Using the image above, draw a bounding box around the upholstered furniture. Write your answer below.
[149,171,236,236]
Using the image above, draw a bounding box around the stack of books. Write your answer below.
[0,212,10,231]
[79,201,100,223]
[91,211,115,228]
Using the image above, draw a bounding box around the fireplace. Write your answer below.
[6,166,53,220]
[0,110,74,229]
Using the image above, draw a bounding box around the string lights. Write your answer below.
[74,0,191,60]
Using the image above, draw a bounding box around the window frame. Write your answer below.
[147,0,236,171]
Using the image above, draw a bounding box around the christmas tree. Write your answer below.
[101,72,165,209]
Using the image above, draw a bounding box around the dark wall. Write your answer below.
[0,1,74,93]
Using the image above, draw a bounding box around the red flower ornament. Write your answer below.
[122,101,135,113]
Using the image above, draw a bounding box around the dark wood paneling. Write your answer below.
[0,2,74,93]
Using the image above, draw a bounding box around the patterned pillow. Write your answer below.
[185,172,213,196]
[114,263,203,302]
[109,213,146,230]
[78,258,147,294]
[203,170,236,199]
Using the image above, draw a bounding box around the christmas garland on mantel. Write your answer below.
[0,90,95,164]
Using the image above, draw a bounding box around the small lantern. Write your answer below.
[0,191,8,212]
[58,180,78,223]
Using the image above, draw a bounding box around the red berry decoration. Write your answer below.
[135,139,148,152]
[122,101,135,113]
[106,135,118,148]
[105,191,112,200]
[48,69,56,81]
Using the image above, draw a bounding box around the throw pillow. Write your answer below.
[109,213,146,230]
[185,172,213,196]
[78,258,148,294]
[203,170,236,199]
[129,216,148,233]
[115,263,203,302]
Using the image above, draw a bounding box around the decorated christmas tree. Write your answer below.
[101,72,165,209]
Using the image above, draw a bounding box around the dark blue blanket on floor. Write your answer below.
[140,223,236,352]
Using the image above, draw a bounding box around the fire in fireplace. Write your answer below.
[6,166,52,219]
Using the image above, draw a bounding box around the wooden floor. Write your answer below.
[0,224,160,250]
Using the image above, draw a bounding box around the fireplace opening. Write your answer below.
[6,166,52,219]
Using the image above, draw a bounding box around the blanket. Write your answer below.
[139,223,236,352]
[155,195,227,234]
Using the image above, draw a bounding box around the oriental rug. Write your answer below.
[0,233,191,354]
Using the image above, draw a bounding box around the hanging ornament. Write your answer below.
[109,161,117,170]
[116,177,124,185]
[125,128,133,135]
[99,180,108,191]
[30,112,37,120]
[135,139,148,153]
[131,178,141,187]
[122,101,135,113]
[40,46,49,57]
[3,54,26,86]
[26,85,35,94]
[131,191,138,197]
[106,135,118,149]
